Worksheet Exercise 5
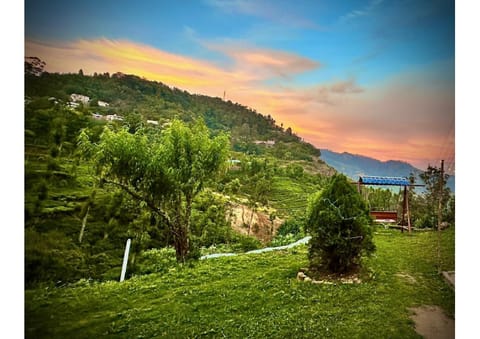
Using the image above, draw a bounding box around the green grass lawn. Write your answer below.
[25,227,454,338]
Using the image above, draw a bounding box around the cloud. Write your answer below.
[25,38,256,90]
[204,0,321,29]
[329,79,364,94]
[204,41,320,79]
[339,0,383,23]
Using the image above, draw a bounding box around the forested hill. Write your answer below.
[25,69,336,287]
[320,149,455,193]
[25,71,330,166]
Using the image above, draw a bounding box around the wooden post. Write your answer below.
[400,185,407,233]
[120,238,131,282]
[437,160,444,273]
[438,160,444,231]
[406,187,411,233]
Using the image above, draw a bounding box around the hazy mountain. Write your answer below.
[319,149,455,193]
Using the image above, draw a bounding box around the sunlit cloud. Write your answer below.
[202,40,321,80]
[25,38,453,170]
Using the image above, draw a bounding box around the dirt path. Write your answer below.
[410,305,454,339]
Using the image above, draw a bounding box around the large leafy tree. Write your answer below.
[306,174,375,274]
[418,165,452,228]
[79,119,230,262]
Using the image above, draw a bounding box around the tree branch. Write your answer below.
[101,178,177,235]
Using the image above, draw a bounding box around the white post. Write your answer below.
[120,238,131,282]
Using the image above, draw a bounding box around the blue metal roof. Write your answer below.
[359,176,410,186]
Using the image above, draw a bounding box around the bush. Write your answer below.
[270,233,303,247]
[276,218,304,237]
[231,234,262,252]
[25,228,87,287]
[135,247,178,275]
[306,174,376,274]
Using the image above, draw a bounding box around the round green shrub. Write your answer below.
[306,174,376,273]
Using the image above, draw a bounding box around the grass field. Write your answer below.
[25,227,454,338]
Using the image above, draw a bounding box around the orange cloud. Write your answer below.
[204,41,321,79]
[26,38,255,90]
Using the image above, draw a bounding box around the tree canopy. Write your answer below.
[79,119,230,262]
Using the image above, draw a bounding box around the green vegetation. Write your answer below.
[25,66,335,287]
[25,63,455,338]
[413,166,454,229]
[79,119,230,262]
[26,227,454,338]
[306,174,375,274]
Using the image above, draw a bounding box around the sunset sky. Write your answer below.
[24,0,455,172]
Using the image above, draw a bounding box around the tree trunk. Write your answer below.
[172,192,191,263]
[173,224,189,263]
[248,206,255,235]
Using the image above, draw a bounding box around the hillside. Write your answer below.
[24,69,335,287]
[320,149,455,193]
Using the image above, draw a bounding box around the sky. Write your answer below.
[24,0,455,172]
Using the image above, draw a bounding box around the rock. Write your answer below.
[304,277,312,282]
[297,272,306,281]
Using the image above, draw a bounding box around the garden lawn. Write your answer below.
[25,227,454,338]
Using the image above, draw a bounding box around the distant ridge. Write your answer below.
[319,149,455,193]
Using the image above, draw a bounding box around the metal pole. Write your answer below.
[120,238,131,282]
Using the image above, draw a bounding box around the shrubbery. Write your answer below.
[135,247,178,275]
[306,174,376,273]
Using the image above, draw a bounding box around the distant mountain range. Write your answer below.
[319,149,455,193]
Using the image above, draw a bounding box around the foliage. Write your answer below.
[269,233,304,247]
[407,167,454,229]
[418,165,453,228]
[190,190,232,247]
[364,186,400,211]
[25,228,87,287]
[276,217,304,237]
[134,247,178,275]
[79,119,230,262]
[26,228,454,338]
[306,174,376,273]
[24,69,335,286]
[230,233,262,252]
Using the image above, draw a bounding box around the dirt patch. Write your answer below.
[299,266,363,285]
[410,305,454,339]
[227,202,283,243]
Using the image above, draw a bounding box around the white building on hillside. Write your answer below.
[106,114,124,121]
[70,93,90,104]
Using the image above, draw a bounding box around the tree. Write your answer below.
[25,56,46,76]
[306,174,375,274]
[79,119,230,262]
[418,165,452,228]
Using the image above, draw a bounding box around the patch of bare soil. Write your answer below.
[410,305,454,339]
[298,266,363,284]
[227,202,283,243]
